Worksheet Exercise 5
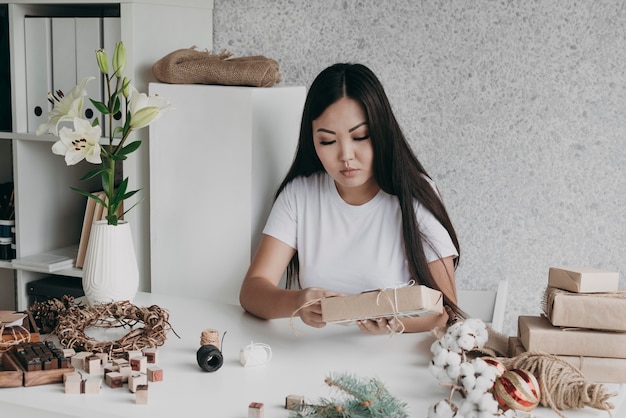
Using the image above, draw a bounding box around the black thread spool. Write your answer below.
[196,329,224,372]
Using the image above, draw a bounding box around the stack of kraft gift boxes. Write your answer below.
[510,266,625,383]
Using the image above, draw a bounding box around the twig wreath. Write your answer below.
[55,301,178,359]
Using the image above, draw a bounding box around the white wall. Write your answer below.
[212,0,626,335]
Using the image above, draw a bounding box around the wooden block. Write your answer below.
[63,371,82,383]
[142,348,158,364]
[128,373,147,393]
[70,352,91,371]
[285,394,305,410]
[64,378,81,394]
[130,356,147,373]
[104,364,118,374]
[61,348,76,358]
[85,356,101,375]
[135,384,149,404]
[94,352,108,365]
[126,350,142,361]
[118,364,132,382]
[113,358,129,367]
[105,371,124,389]
[83,377,101,394]
[147,366,163,382]
[248,402,264,418]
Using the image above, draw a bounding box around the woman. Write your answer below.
[240,63,460,334]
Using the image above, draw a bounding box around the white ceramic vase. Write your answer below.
[82,220,139,305]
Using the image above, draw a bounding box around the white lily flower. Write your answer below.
[37,77,95,136]
[52,117,102,166]
[128,85,173,129]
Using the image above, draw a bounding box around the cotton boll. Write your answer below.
[431,339,446,355]
[471,358,497,392]
[442,330,461,353]
[428,400,459,418]
[476,392,500,414]
[462,318,489,348]
[459,362,477,391]
[457,333,477,351]
[444,351,462,380]
[429,360,455,384]
[458,399,480,418]
[432,348,451,367]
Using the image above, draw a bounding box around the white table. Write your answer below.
[0,292,624,417]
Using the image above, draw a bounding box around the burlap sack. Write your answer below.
[152,48,281,87]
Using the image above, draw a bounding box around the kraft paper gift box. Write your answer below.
[321,285,443,324]
[548,266,619,293]
[518,315,626,359]
[509,336,626,383]
[543,286,626,332]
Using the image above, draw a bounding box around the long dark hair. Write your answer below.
[276,63,460,309]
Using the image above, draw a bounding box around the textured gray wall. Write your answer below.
[213,0,626,335]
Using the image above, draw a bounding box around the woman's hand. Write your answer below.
[296,287,341,328]
[356,317,401,335]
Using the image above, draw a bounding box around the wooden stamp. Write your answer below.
[126,350,142,361]
[105,371,124,389]
[86,355,101,375]
[248,402,264,418]
[118,364,132,382]
[130,356,147,373]
[147,366,163,382]
[285,394,305,410]
[128,373,147,393]
[135,384,148,404]
[64,378,81,394]
[142,347,158,364]
[83,377,101,394]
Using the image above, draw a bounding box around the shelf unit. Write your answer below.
[1,0,213,310]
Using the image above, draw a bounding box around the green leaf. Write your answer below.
[113,126,125,137]
[70,187,107,208]
[105,214,119,226]
[118,140,141,156]
[111,94,121,114]
[79,167,108,181]
[91,99,109,114]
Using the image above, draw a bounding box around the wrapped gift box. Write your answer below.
[548,266,619,293]
[509,337,626,383]
[543,287,626,332]
[518,315,626,359]
[321,285,443,324]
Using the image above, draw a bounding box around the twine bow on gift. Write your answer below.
[374,280,417,336]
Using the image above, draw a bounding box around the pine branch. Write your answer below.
[289,372,408,418]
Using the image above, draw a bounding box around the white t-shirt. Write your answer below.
[263,172,458,295]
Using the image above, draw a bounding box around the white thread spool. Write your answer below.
[240,342,272,367]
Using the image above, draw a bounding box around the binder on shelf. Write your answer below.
[51,17,77,101]
[75,17,102,127]
[25,17,52,133]
[11,245,77,273]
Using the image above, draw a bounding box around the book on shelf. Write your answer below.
[75,192,123,268]
[11,245,78,273]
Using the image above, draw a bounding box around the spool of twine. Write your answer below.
[500,351,617,418]
[196,329,224,372]
[200,329,220,349]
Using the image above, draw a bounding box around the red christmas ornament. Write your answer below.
[494,369,541,412]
